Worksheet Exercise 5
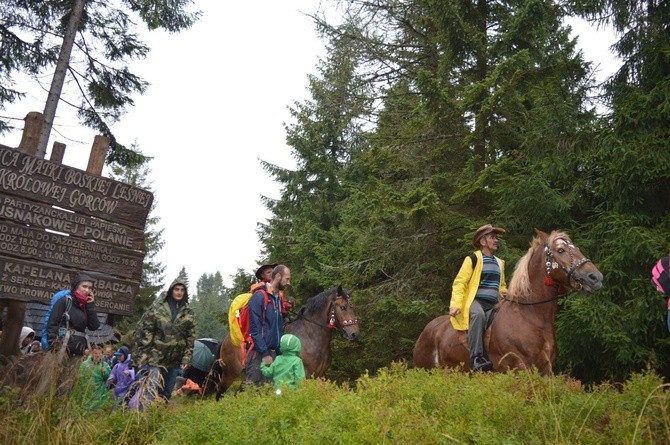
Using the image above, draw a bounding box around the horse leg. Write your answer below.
[0,300,26,357]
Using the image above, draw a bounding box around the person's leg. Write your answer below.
[160,366,180,400]
[468,300,492,371]
[243,350,275,386]
[468,300,486,358]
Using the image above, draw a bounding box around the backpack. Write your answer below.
[41,289,72,350]
[468,253,477,268]
[652,253,670,297]
[228,288,271,347]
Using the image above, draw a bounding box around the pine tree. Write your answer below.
[108,148,165,330]
[190,272,228,340]
[281,0,596,377]
[259,25,369,303]
[555,0,670,383]
[0,0,200,165]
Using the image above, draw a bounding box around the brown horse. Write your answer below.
[413,229,603,374]
[210,285,359,399]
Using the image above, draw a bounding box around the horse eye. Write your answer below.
[558,248,565,254]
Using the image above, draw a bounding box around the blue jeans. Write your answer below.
[160,367,181,401]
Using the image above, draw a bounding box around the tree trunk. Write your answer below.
[36,0,86,157]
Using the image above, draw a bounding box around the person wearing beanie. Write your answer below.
[132,277,195,402]
[45,273,100,355]
[448,224,508,372]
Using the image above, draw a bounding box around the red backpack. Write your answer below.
[229,286,272,366]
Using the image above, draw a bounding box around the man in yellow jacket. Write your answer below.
[449,224,507,372]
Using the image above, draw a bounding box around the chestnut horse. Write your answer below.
[413,229,603,374]
[210,285,359,398]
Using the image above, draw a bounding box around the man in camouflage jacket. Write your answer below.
[132,277,195,400]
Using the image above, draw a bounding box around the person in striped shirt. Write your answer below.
[448,224,508,372]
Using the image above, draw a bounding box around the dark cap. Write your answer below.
[114,345,130,357]
[472,224,505,248]
[71,273,95,292]
[255,263,278,280]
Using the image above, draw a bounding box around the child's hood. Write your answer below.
[280,334,301,355]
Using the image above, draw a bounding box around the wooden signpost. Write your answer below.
[0,121,153,317]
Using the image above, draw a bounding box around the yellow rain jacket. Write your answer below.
[449,250,507,331]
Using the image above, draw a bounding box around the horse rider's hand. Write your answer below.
[262,355,273,366]
[449,307,461,317]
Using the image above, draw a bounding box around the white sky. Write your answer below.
[1,3,619,291]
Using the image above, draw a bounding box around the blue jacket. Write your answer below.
[248,286,283,357]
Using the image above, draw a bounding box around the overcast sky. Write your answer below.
[1,2,619,291]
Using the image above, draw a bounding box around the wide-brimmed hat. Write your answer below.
[255,263,278,280]
[472,224,505,248]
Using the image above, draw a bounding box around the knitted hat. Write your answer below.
[71,273,95,292]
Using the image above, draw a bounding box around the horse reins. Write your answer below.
[503,239,591,306]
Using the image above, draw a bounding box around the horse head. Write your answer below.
[536,229,603,293]
[329,285,360,341]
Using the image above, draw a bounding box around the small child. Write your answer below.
[107,346,135,404]
[260,334,306,393]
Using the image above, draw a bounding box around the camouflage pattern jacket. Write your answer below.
[133,280,195,369]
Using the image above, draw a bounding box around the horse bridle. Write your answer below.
[327,295,358,329]
[503,238,592,306]
[544,238,592,291]
[299,295,358,330]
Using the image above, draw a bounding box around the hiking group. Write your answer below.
[35,263,303,411]
[14,228,669,409]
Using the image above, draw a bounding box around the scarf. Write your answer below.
[73,290,89,309]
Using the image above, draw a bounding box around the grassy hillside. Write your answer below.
[2,364,668,444]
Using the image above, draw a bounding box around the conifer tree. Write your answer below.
[0,0,199,165]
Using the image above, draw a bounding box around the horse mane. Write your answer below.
[304,287,342,314]
[507,230,570,299]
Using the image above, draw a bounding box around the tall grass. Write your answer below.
[2,363,668,444]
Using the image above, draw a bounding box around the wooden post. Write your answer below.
[17,112,43,156]
[50,142,66,164]
[86,135,109,175]
[0,112,46,357]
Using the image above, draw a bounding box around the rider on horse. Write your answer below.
[448,224,508,372]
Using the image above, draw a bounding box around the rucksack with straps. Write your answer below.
[227,286,271,365]
[468,253,477,268]
[41,289,72,350]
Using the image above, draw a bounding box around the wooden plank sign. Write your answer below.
[0,193,145,251]
[0,256,136,315]
[0,144,153,229]
[0,220,143,280]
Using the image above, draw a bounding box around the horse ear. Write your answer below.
[337,285,343,295]
[534,228,548,240]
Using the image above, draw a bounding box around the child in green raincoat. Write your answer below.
[72,344,111,411]
[260,334,306,392]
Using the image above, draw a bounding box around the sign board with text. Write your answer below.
[0,144,153,315]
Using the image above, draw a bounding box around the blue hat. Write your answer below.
[113,346,129,357]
